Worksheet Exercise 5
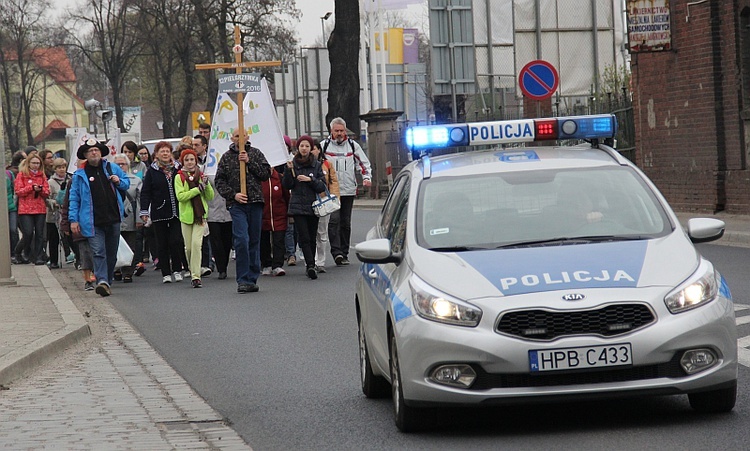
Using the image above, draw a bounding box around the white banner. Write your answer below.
[205,78,287,175]
[363,0,423,12]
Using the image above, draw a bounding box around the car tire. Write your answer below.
[389,329,421,432]
[688,381,737,413]
[359,316,390,398]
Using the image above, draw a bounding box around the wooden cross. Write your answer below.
[195,25,281,194]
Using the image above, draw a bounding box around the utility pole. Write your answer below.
[0,96,16,285]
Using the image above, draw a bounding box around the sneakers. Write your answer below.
[237,283,259,293]
[287,255,296,266]
[315,265,326,273]
[84,281,95,291]
[218,272,228,280]
[341,257,350,265]
[306,267,318,279]
[201,267,212,277]
[114,270,122,281]
[134,262,146,276]
[123,275,133,283]
[173,272,183,282]
[48,263,60,269]
[261,267,272,276]
[163,275,173,283]
[191,279,202,288]
[95,282,111,297]
[272,267,286,276]
[66,253,75,264]
[334,255,344,266]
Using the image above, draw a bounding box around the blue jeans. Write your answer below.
[88,222,121,285]
[229,202,263,285]
[285,223,296,258]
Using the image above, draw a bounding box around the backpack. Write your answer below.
[322,138,356,155]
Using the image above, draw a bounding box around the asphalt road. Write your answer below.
[108,211,750,450]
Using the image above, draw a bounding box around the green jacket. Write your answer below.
[6,170,16,212]
[175,170,214,224]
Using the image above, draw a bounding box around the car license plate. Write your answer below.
[529,343,632,372]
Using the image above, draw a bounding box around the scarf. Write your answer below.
[180,168,205,224]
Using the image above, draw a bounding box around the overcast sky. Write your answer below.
[50,0,425,48]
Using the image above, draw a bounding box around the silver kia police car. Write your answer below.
[354,114,737,432]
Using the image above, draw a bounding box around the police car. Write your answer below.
[354,114,738,432]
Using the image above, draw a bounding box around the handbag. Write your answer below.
[312,187,341,217]
[115,235,135,268]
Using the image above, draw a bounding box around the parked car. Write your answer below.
[355,114,738,432]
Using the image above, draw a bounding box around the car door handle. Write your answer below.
[368,268,378,279]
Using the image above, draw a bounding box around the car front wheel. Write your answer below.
[359,315,390,398]
[389,329,421,432]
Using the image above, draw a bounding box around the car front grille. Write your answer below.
[495,303,655,340]
[469,353,686,390]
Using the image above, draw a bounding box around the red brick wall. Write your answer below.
[632,1,750,213]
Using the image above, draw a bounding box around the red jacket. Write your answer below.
[261,168,290,232]
[14,170,50,215]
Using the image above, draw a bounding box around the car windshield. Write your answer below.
[417,166,672,250]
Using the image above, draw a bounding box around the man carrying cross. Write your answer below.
[215,132,271,293]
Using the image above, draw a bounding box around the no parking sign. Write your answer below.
[519,60,559,101]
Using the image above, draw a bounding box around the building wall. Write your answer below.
[632,1,750,213]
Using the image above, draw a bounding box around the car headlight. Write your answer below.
[664,260,718,314]
[410,277,482,327]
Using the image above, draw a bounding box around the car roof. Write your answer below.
[409,144,629,179]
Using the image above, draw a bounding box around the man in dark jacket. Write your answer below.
[215,132,271,293]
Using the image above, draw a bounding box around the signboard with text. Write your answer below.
[218,73,261,93]
[626,0,671,53]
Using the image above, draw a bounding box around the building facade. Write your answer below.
[631,1,750,213]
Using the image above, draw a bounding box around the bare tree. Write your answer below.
[64,0,143,133]
[0,0,52,150]
[327,0,360,137]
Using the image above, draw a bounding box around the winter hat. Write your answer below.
[296,135,315,150]
[179,148,198,164]
[283,135,292,148]
[76,138,109,160]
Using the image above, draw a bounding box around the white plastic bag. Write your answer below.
[116,235,134,268]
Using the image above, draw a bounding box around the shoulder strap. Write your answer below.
[348,139,356,153]
[322,138,331,153]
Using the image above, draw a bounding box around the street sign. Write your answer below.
[518,60,559,101]
[218,73,261,93]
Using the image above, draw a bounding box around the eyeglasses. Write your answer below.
[117,162,128,166]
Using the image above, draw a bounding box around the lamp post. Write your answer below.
[321,12,332,47]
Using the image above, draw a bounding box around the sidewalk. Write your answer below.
[0,264,249,448]
[0,265,90,386]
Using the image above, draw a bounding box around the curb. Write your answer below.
[0,267,91,386]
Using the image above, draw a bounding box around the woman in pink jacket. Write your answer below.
[14,154,50,264]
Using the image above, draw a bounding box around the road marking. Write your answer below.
[735,304,750,368]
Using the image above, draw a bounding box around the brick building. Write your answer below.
[631,1,750,213]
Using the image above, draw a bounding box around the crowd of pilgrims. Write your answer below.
[4,134,344,291]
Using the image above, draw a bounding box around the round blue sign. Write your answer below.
[518,60,559,101]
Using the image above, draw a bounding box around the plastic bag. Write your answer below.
[116,235,134,268]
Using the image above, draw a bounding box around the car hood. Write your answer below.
[410,231,699,299]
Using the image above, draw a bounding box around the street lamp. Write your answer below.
[321,12,332,47]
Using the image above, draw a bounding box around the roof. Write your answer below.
[416,145,626,179]
[31,47,76,84]
[34,119,70,144]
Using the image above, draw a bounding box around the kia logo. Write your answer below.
[562,293,585,301]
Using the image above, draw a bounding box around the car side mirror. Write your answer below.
[354,239,402,264]
[686,218,725,244]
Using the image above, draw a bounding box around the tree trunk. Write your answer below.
[327,0,360,137]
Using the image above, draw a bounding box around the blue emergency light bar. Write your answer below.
[405,114,618,152]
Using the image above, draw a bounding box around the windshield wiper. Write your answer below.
[428,245,489,252]
[497,235,647,249]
